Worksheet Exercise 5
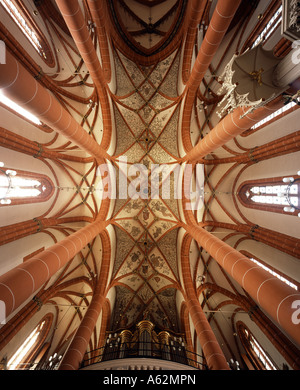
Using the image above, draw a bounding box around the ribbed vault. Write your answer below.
[0,0,299,372]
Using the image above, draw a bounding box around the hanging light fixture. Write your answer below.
[216,44,284,118]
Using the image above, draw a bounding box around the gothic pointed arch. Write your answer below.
[237,175,299,216]
[0,167,54,206]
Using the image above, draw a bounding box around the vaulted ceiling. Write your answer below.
[1,0,299,369]
[109,47,181,331]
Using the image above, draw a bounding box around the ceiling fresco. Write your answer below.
[2,0,299,371]
[109,46,183,332]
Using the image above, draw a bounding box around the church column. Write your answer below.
[204,130,300,164]
[87,0,111,82]
[0,50,110,161]
[183,98,283,162]
[183,224,300,345]
[55,0,112,150]
[59,230,111,370]
[181,235,229,370]
[185,0,241,94]
[182,0,241,150]
[59,289,107,370]
[0,219,43,247]
[0,282,57,351]
[181,0,208,83]
[249,304,300,370]
[0,220,109,322]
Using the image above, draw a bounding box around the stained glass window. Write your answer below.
[238,177,299,215]
[0,165,54,206]
[247,184,298,207]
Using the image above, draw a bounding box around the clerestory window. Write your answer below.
[241,0,283,52]
[6,314,52,370]
[237,177,299,216]
[241,251,298,291]
[251,5,282,49]
[0,0,54,65]
[0,165,54,206]
[237,322,278,370]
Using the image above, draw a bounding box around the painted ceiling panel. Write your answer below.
[108,43,185,333]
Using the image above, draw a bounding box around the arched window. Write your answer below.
[0,0,54,66]
[0,164,54,206]
[237,176,299,216]
[7,314,53,370]
[237,322,278,370]
[241,0,282,52]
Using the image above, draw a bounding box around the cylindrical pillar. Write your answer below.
[181,0,208,83]
[182,0,241,151]
[0,126,92,163]
[55,0,112,151]
[87,0,111,82]
[58,229,111,370]
[0,216,93,247]
[185,0,241,95]
[59,290,106,370]
[0,220,109,321]
[0,50,110,160]
[184,224,300,346]
[181,235,229,370]
[183,98,283,162]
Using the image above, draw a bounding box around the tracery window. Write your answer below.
[237,322,278,370]
[237,176,299,216]
[0,165,54,206]
[0,0,54,66]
